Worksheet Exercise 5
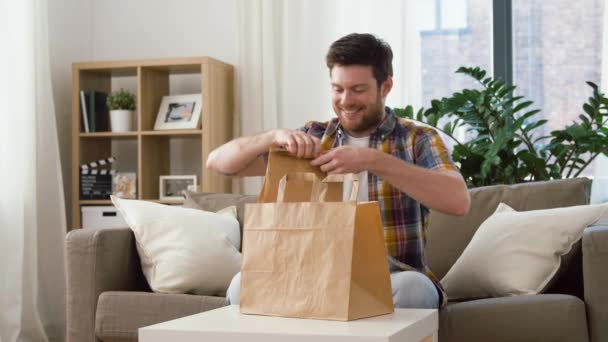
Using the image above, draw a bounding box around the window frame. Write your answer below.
[493,0,513,84]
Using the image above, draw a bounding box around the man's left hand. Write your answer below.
[310,146,375,174]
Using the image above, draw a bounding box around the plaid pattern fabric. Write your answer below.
[298,107,458,307]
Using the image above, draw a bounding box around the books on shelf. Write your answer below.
[80,91,90,132]
[80,90,109,133]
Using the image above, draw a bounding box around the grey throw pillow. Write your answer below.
[183,191,258,231]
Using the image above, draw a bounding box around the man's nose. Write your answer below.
[340,91,354,106]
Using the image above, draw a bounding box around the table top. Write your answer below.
[139,305,438,342]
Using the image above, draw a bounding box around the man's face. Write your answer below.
[330,64,392,137]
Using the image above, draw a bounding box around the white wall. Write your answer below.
[49,0,240,227]
[49,0,93,229]
[88,0,238,62]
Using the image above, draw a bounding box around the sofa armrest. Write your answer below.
[583,220,608,342]
[66,227,148,342]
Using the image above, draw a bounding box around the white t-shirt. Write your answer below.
[343,134,369,202]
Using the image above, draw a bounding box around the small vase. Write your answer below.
[110,110,134,132]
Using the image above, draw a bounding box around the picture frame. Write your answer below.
[112,172,137,199]
[159,175,197,200]
[153,94,202,130]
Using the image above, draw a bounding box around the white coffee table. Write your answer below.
[139,305,438,342]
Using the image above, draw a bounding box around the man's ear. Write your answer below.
[381,76,393,97]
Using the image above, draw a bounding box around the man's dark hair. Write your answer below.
[326,33,393,86]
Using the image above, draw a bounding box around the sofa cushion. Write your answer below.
[111,196,242,296]
[440,202,607,300]
[95,291,227,342]
[183,192,258,233]
[439,294,588,342]
[425,178,592,280]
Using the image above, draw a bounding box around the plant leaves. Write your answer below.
[394,67,607,187]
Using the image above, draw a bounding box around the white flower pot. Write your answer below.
[110,110,134,132]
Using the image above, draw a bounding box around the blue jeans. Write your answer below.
[226,270,439,309]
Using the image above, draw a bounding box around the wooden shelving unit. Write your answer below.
[71,57,234,229]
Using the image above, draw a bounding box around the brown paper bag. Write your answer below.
[240,152,394,321]
[258,149,327,203]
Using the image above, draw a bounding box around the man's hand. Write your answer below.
[310,146,374,174]
[272,129,322,158]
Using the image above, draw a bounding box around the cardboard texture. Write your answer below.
[240,150,394,321]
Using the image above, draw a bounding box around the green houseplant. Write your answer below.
[395,67,608,187]
[107,89,136,132]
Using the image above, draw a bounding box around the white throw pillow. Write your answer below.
[111,196,242,296]
[441,202,608,300]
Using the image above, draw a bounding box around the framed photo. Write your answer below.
[159,175,197,200]
[112,172,137,199]
[153,94,202,130]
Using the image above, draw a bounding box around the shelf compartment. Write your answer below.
[76,67,138,134]
[78,137,138,203]
[139,65,203,132]
[78,137,138,164]
[140,135,201,201]
[78,138,113,167]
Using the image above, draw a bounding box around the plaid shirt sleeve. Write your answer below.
[415,128,458,172]
[296,121,314,134]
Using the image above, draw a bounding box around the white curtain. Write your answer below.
[236,0,423,194]
[0,0,67,341]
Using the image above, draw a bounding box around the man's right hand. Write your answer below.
[272,129,322,159]
[207,128,323,177]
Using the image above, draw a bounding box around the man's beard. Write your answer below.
[338,96,385,135]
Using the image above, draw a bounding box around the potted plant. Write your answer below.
[106,89,136,132]
[395,67,608,187]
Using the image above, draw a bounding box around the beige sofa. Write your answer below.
[65,178,608,342]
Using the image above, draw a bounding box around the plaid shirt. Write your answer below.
[298,107,458,307]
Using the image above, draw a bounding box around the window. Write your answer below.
[417,0,470,33]
[390,0,605,177]
[418,0,492,142]
[512,0,604,175]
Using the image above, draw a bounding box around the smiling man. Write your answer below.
[206,33,470,309]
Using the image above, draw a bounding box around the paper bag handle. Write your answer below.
[312,174,359,202]
[276,172,322,203]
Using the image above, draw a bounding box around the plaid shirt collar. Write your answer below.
[324,107,398,144]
